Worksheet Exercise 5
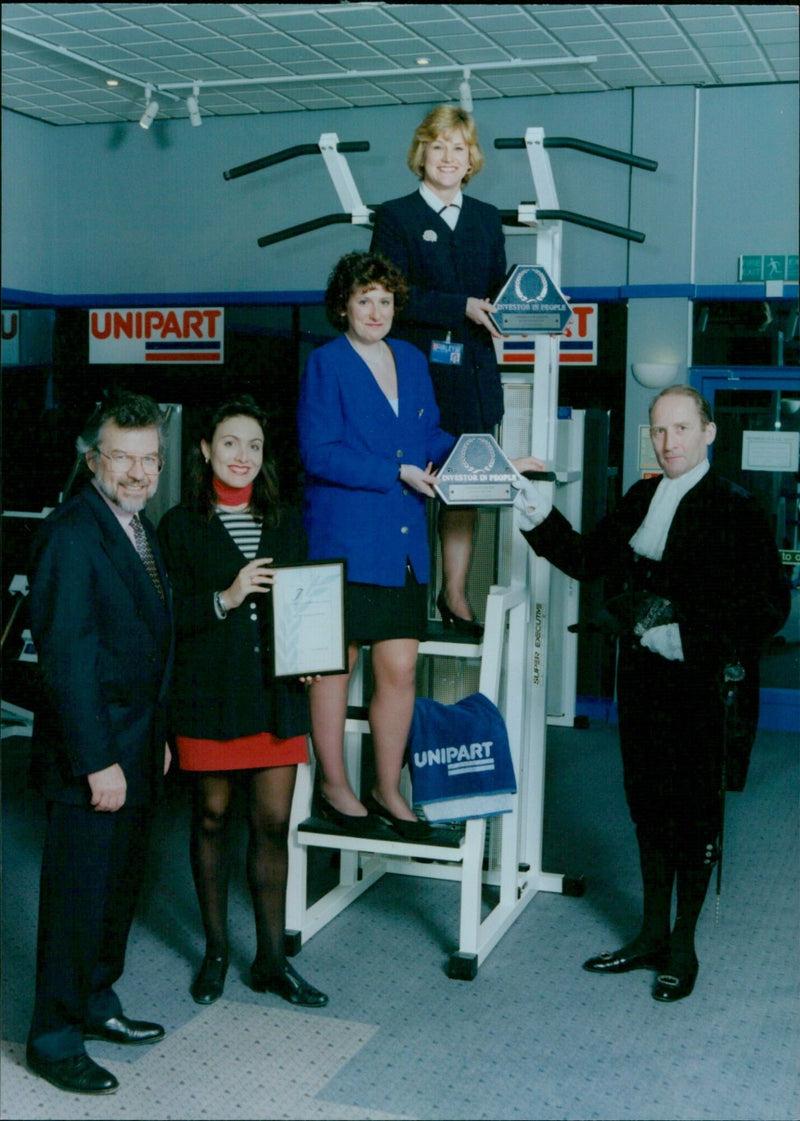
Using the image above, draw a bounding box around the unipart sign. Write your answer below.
[89,307,224,364]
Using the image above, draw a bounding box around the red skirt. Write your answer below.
[176,731,308,773]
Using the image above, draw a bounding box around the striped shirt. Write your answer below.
[217,508,261,559]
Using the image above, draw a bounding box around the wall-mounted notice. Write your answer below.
[741,430,799,473]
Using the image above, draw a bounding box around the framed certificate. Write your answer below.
[271,560,347,679]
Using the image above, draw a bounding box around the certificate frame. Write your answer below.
[271,560,347,679]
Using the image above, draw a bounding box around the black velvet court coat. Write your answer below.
[370,190,507,435]
[522,468,789,847]
[158,503,310,742]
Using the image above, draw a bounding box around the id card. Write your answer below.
[430,339,464,366]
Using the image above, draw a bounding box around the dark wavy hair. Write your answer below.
[324,251,409,329]
[187,395,281,526]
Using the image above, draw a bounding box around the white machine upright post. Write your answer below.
[511,127,568,887]
[318,133,371,226]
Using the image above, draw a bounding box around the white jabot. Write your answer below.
[629,459,709,561]
[420,183,462,230]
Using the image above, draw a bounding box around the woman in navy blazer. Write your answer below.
[371,105,507,637]
[297,252,454,839]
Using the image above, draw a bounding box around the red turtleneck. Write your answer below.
[213,476,253,507]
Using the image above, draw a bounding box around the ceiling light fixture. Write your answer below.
[186,83,202,127]
[416,57,430,66]
[139,84,159,129]
[459,69,473,113]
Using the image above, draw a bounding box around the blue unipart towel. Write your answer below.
[408,692,516,822]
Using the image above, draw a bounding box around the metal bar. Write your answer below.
[257,212,367,248]
[495,135,658,172]
[158,56,598,91]
[499,208,645,243]
[224,140,369,181]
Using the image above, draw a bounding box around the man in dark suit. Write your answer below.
[513,385,789,1002]
[26,391,173,1095]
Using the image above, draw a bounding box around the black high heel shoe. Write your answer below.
[190,953,228,1004]
[251,961,329,1007]
[318,795,378,836]
[436,591,484,639]
[363,793,433,842]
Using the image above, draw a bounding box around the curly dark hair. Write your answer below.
[187,395,281,526]
[324,251,409,329]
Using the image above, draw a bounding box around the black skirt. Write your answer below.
[346,564,427,643]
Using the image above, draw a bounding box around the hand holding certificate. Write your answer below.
[271,561,347,679]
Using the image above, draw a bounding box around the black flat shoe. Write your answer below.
[436,591,484,640]
[319,796,377,835]
[26,1048,119,1095]
[84,1014,165,1045]
[583,941,670,974]
[251,961,329,1007]
[653,954,699,1002]
[190,954,228,1004]
[363,793,434,842]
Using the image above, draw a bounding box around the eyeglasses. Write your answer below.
[94,450,164,475]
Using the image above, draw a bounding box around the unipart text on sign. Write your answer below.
[89,308,224,364]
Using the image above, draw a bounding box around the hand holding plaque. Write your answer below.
[434,434,521,507]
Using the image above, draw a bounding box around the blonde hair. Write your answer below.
[406,105,485,184]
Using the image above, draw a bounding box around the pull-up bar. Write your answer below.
[224,140,370,181]
[257,211,375,248]
[499,208,645,243]
[494,136,658,172]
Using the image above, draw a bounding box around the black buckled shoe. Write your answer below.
[190,954,229,1004]
[583,941,670,974]
[84,1015,165,1045]
[251,961,329,1007]
[653,953,699,1002]
[26,1047,119,1094]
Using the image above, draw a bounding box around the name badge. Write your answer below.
[430,340,464,365]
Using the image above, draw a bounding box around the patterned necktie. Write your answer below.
[131,514,166,602]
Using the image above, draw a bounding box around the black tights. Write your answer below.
[633,823,715,962]
[190,766,297,972]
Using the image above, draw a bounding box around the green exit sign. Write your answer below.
[739,255,799,282]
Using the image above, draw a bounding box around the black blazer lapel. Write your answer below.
[83,487,171,638]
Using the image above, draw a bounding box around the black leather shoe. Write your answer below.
[84,1015,165,1045]
[251,961,329,1007]
[583,941,669,974]
[190,954,228,1004]
[26,1047,119,1094]
[653,954,699,1002]
[364,793,434,841]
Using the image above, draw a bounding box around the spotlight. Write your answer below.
[139,84,159,129]
[459,69,473,113]
[187,83,202,127]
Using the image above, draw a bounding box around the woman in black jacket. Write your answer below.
[159,396,327,1009]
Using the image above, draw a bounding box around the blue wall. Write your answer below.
[3,82,796,301]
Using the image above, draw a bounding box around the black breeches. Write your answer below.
[617,648,723,869]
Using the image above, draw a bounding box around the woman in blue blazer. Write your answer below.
[297,252,455,840]
[371,105,507,637]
